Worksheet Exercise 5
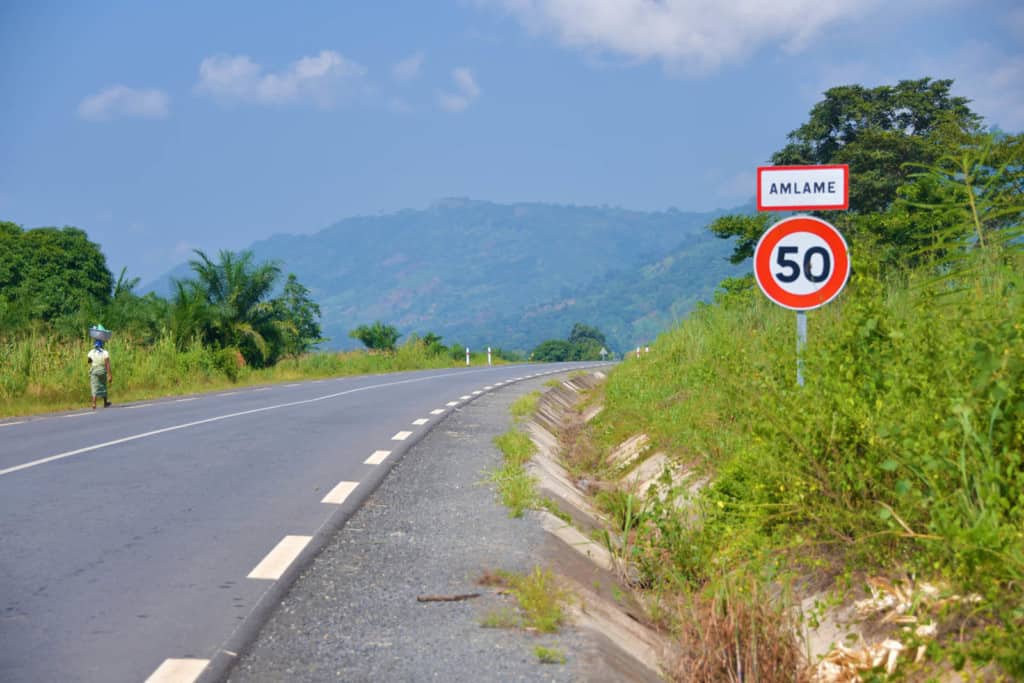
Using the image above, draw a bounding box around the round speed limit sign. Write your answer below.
[753,215,850,311]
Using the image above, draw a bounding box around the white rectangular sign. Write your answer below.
[757,165,849,211]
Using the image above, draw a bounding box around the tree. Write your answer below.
[349,321,400,351]
[708,214,773,265]
[568,322,606,347]
[772,78,982,214]
[276,274,325,357]
[0,223,113,327]
[177,249,285,366]
[531,339,571,362]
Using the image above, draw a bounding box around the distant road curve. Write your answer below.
[0,362,607,683]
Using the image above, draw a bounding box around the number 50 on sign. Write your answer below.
[754,215,850,311]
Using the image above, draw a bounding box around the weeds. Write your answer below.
[481,566,571,633]
[490,428,539,517]
[534,646,567,664]
[510,391,540,421]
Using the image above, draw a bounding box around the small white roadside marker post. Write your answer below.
[487,346,492,366]
[465,347,470,366]
[635,346,641,359]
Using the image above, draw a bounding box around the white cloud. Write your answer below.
[78,85,169,121]
[912,42,1024,132]
[393,51,425,81]
[196,50,367,107]
[438,67,481,112]
[481,0,880,73]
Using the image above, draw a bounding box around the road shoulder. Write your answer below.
[227,375,589,682]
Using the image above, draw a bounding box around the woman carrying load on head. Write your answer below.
[88,337,113,410]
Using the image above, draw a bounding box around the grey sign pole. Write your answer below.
[796,311,807,387]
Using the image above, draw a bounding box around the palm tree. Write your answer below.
[182,249,284,366]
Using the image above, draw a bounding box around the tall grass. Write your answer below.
[0,333,468,417]
[594,253,1024,673]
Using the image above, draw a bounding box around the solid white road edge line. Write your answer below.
[0,369,505,478]
[391,430,413,441]
[0,420,26,427]
[247,535,312,580]
[365,450,391,465]
[321,481,359,505]
[218,392,240,397]
[145,657,210,683]
[125,403,154,410]
[174,398,199,403]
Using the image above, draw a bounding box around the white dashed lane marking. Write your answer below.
[460,395,471,400]
[365,450,391,465]
[391,431,413,441]
[321,481,359,505]
[472,391,482,395]
[484,385,493,390]
[145,658,209,683]
[430,409,445,415]
[446,401,459,407]
[412,418,429,425]
[247,535,312,580]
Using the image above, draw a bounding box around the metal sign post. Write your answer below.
[796,311,807,386]
[753,215,850,386]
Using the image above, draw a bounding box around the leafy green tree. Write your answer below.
[531,339,571,362]
[276,273,325,357]
[177,249,285,366]
[420,332,445,355]
[772,78,982,214]
[0,222,113,327]
[568,322,606,347]
[349,321,400,351]
[708,214,773,265]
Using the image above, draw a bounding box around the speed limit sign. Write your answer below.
[753,215,850,311]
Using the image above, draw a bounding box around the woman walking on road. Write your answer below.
[88,337,112,409]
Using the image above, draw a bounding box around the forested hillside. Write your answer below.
[148,199,743,352]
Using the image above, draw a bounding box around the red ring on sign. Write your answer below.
[754,215,850,311]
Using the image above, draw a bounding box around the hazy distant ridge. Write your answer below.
[148,198,748,352]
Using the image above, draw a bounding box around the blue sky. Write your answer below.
[2,0,1022,282]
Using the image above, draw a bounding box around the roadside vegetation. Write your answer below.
[531,322,610,361]
[0,237,489,417]
[571,79,1023,679]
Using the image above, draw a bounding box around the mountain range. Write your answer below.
[147,198,748,353]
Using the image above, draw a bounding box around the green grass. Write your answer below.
[585,253,1024,674]
[480,607,520,629]
[534,646,566,664]
[490,426,540,517]
[0,333,463,418]
[485,566,570,634]
[506,566,570,633]
[510,391,540,421]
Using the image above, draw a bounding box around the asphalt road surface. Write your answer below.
[0,362,603,683]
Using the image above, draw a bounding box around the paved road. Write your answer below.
[0,363,603,683]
